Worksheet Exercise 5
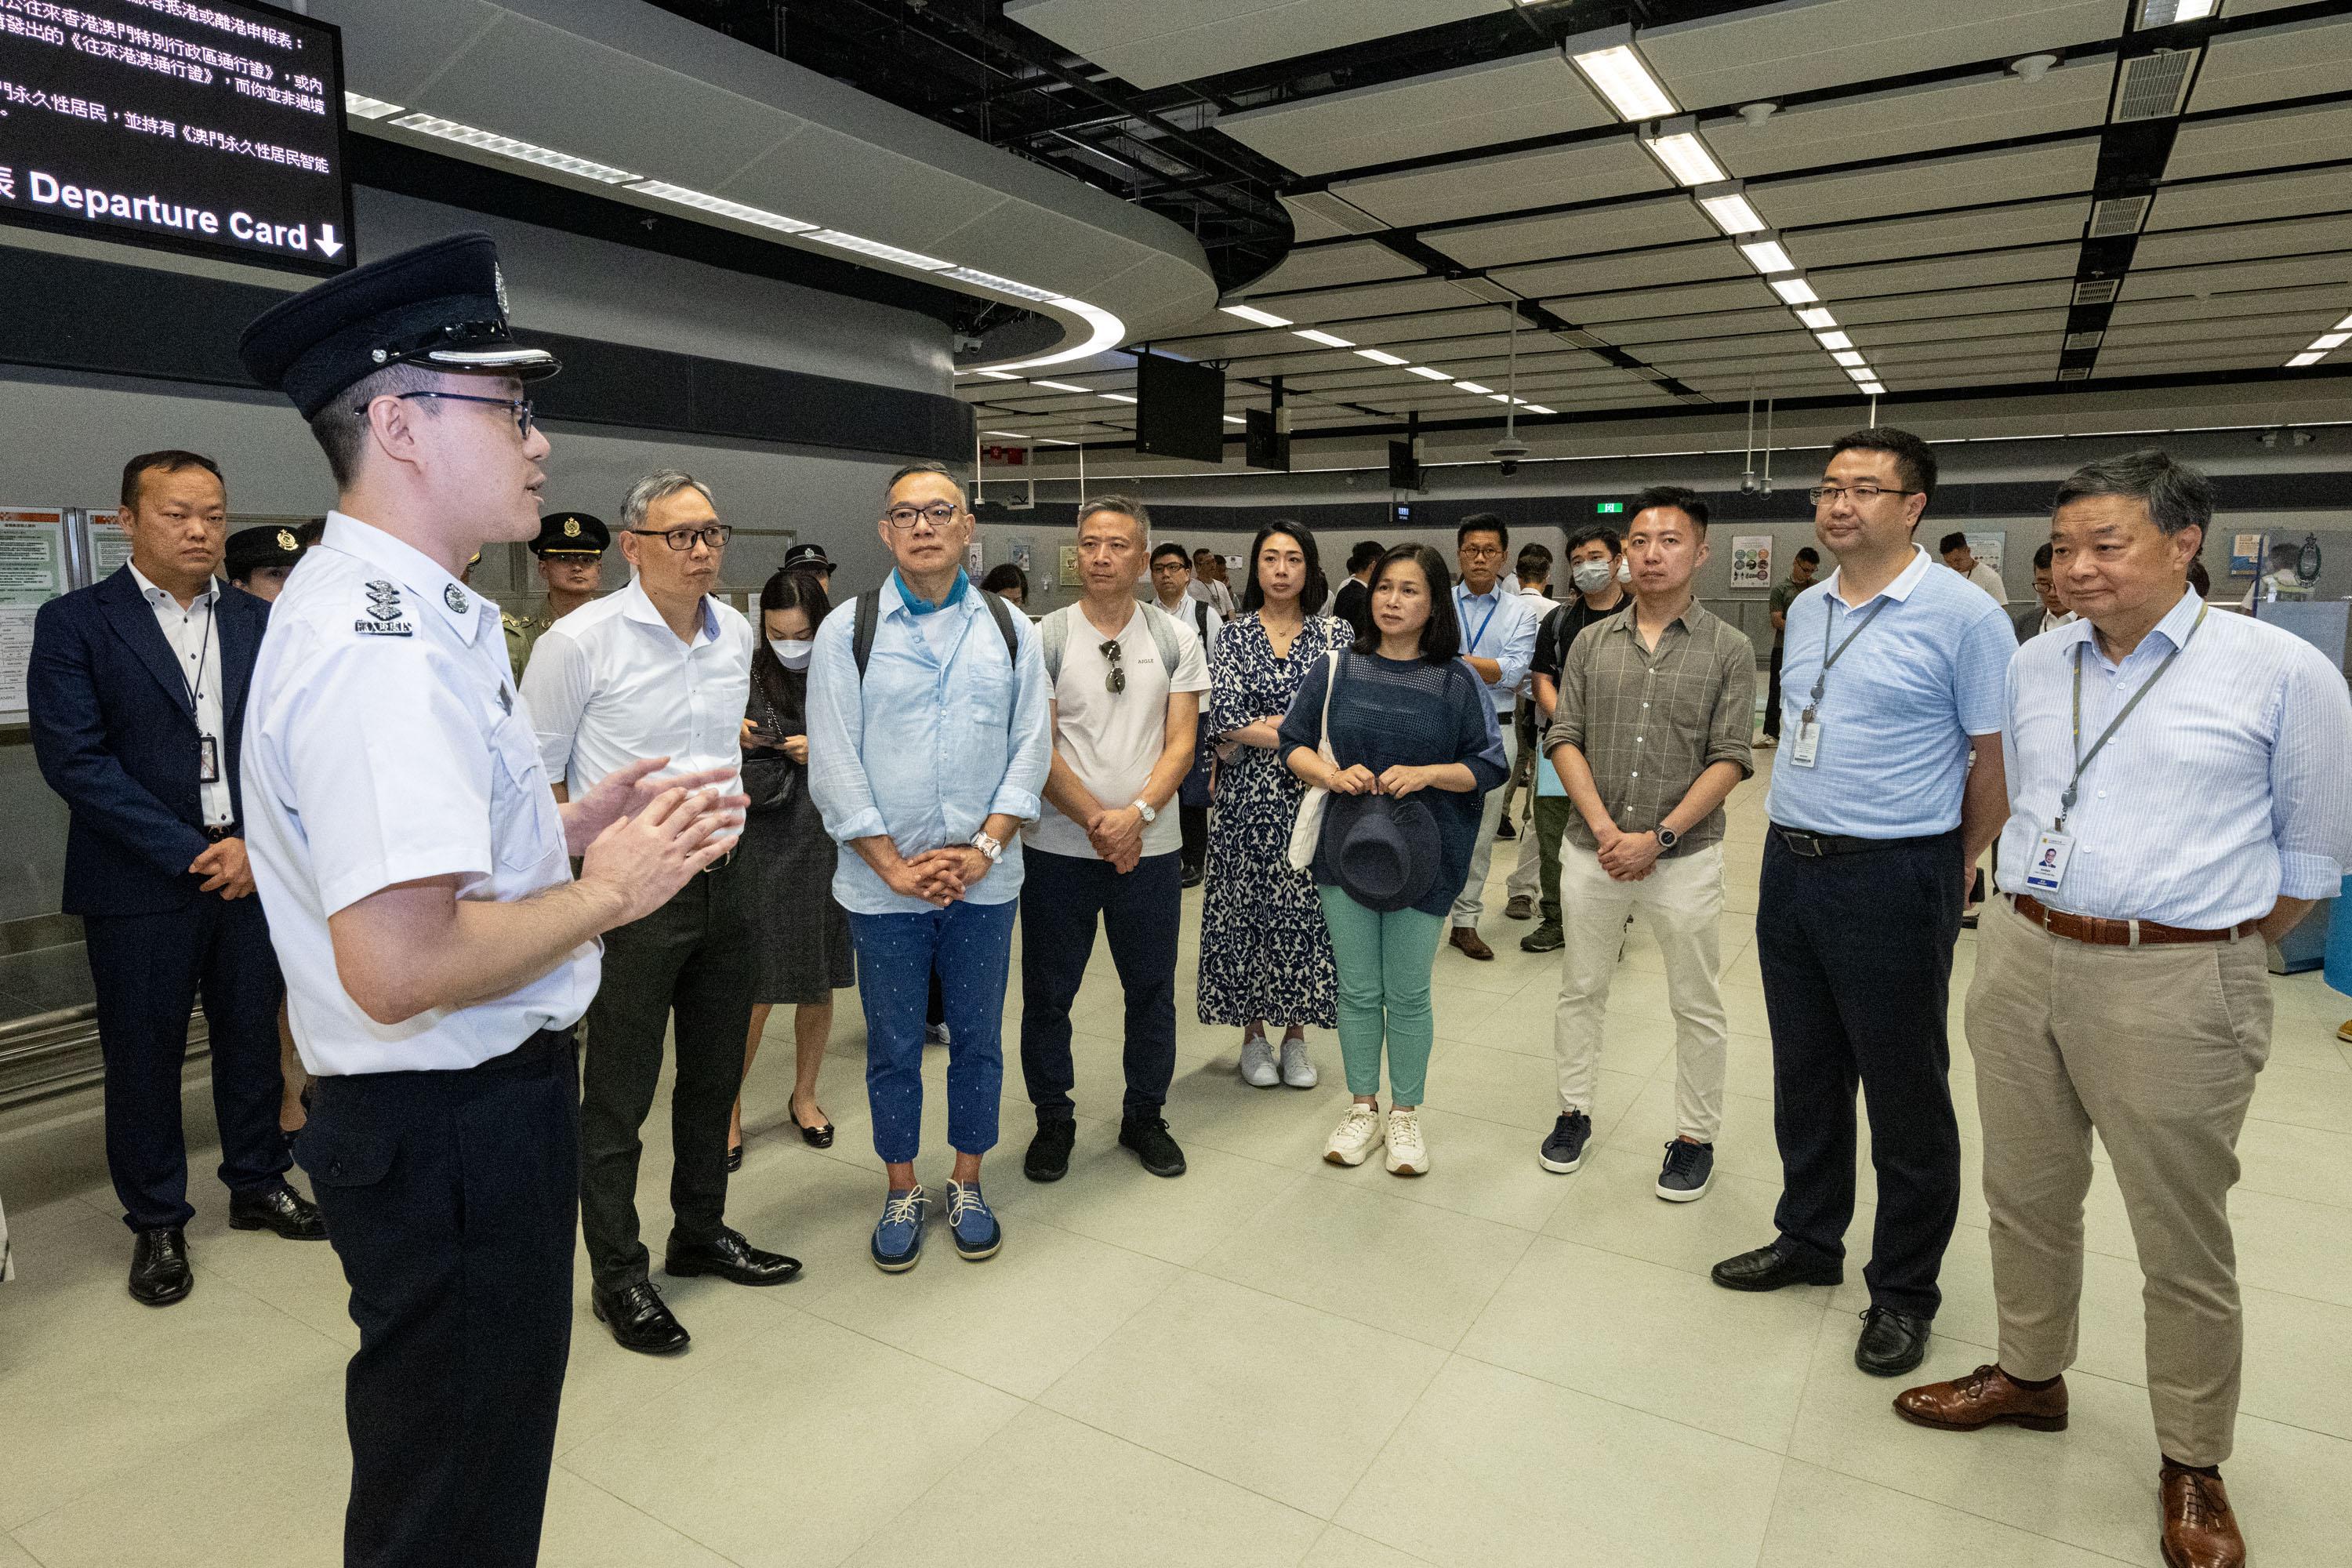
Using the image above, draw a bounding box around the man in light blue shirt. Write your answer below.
[1711,426,2013,1385]
[805,462,1051,1273]
[1448,513,1542,960]
[1896,451,2352,1568]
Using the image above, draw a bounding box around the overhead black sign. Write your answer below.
[0,0,351,274]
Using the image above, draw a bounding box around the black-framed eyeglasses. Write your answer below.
[628,524,732,551]
[359,390,536,438]
[1102,639,1125,695]
[884,502,962,530]
[1807,484,1919,507]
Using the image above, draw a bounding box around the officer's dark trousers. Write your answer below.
[579,856,755,1290]
[1018,847,1181,1123]
[83,896,289,1230]
[299,1030,579,1568]
[1756,826,1965,1318]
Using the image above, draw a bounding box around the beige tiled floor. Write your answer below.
[6,758,2352,1566]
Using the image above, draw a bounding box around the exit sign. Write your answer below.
[1595,501,1625,514]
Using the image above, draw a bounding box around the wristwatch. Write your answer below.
[1654,826,1681,851]
[969,829,1004,866]
[1131,799,1157,824]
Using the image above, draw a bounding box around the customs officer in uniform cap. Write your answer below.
[505,508,609,680]
[235,230,745,1568]
[223,523,307,601]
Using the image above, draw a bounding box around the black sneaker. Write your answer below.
[1655,1139,1715,1202]
[1119,1115,1187,1178]
[1181,863,1204,889]
[1024,1118,1076,1182]
[1519,921,1564,953]
[1538,1111,1592,1174]
[1496,817,1519,840]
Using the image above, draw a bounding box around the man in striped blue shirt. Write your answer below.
[1447,514,1541,960]
[1896,450,2352,1568]
[1710,426,2014,1381]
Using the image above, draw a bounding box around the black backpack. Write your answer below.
[849,586,1020,681]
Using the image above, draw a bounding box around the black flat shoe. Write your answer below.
[1854,1305,1933,1377]
[1710,1241,1843,1293]
[229,1184,329,1241]
[593,1279,691,1354]
[727,1142,743,1173]
[1119,1115,1186,1179]
[663,1225,801,1287]
[129,1226,193,1307]
[792,1105,835,1149]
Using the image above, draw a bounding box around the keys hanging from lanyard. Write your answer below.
[2054,604,2205,832]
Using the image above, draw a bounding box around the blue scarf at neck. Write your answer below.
[895,568,969,615]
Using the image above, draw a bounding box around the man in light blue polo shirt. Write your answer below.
[1709,426,2013,1382]
[806,462,1052,1273]
[1448,513,1542,960]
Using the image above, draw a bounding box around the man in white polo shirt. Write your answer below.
[1021,496,1207,1184]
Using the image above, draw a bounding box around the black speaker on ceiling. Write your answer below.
[1387,439,1424,492]
[1244,407,1290,471]
[1134,352,1227,463]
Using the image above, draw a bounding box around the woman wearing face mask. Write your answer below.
[728,566,848,1167]
[1519,527,1633,955]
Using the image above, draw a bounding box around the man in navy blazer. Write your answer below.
[28,449,325,1307]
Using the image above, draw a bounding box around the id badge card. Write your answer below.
[2023,829,2074,895]
[198,733,220,784]
[1788,713,1821,768]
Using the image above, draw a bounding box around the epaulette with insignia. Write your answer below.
[357,579,414,637]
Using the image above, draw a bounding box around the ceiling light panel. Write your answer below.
[1771,277,1820,304]
[1796,307,1839,330]
[2288,351,2325,367]
[1031,380,1087,393]
[1407,365,1454,379]
[804,230,953,270]
[1696,184,1768,236]
[942,267,1059,303]
[1645,129,1727,187]
[1739,237,1798,274]
[1220,304,1294,328]
[344,92,402,120]
[391,114,637,184]
[2315,333,2352,352]
[1816,331,1853,350]
[1099,393,1138,403]
[1356,349,1410,365]
[1454,381,1494,394]
[628,181,816,233]
[1571,41,1679,122]
[1294,328,1356,347]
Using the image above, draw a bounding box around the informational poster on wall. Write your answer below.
[2230,533,2265,577]
[1965,532,2005,575]
[1008,539,1032,579]
[1727,535,1773,589]
[0,506,70,722]
[1058,543,1083,587]
[85,508,134,578]
[964,540,983,576]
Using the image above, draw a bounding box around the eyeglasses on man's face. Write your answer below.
[629,524,731,551]
[1459,543,1504,561]
[361,390,536,438]
[1807,484,1919,508]
[884,502,963,530]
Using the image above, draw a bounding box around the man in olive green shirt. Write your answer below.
[1760,546,1817,747]
[505,510,608,681]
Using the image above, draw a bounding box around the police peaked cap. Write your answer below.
[533,511,610,557]
[223,523,307,579]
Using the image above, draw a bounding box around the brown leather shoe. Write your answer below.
[2159,1465,2244,1568]
[1893,1363,2068,1432]
[1449,926,1494,961]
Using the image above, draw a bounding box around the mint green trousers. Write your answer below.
[1316,886,1445,1104]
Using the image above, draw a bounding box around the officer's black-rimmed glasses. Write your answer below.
[358,390,537,438]
[627,525,733,552]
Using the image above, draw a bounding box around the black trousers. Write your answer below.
[298,1030,579,1568]
[579,857,754,1290]
[1018,848,1181,1123]
[83,895,289,1230]
[1756,826,1965,1317]
[1178,803,1209,875]
[1763,644,1785,739]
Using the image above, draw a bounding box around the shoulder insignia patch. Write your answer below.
[445,583,470,615]
[356,578,413,637]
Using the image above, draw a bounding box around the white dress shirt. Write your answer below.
[128,561,233,827]
[1996,586,2352,928]
[1965,561,2006,603]
[521,577,753,797]
[242,513,595,1076]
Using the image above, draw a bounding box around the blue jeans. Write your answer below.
[848,898,1018,1163]
[1018,847,1181,1123]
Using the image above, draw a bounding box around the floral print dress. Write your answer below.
[1195,611,1351,1029]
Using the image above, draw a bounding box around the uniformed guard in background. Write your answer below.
[235,231,745,1568]
[223,523,308,602]
[505,508,608,679]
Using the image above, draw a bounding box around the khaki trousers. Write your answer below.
[1966,895,2273,1465]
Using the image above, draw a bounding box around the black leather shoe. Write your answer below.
[1025,1118,1076,1182]
[593,1280,691,1354]
[1119,1115,1186,1178]
[228,1184,329,1240]
[662,1225,800,1287]
[129,1226,193,1306]
[1710,1241,1843,1293]
[1855,1305,1933,1377]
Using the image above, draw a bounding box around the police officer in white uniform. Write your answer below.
[236,234,742,1568]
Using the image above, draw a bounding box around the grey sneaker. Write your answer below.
[1239,1034,1279,1088]
[1519,921,1564,953]
[1539,1111,1592,1174]
[1656,1139,1715,1202]
[1279,1036,1318,1089]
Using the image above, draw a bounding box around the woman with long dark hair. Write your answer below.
[728,566,850,1165]
[1196,523,1350,1087]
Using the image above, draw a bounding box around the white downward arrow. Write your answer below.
[317,223,344,258]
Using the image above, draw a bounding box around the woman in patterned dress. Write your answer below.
[1197,524,1349,1088]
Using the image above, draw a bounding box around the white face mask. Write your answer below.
[769,637,813,670]
[1570,561,1614,593]
[1617,558,1634,586]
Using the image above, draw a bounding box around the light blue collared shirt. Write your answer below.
[805,571,1053,915]
[1455,581,1541,716]
[1766,543,2014,839]
[1996,586,2352,927]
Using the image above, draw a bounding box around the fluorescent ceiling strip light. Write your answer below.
[1832,350,1867,368]
[1356,349,1409,365]
[1523,405,1556,416]
[1223,415,1246,424]
[982,430,1031,439]
[1032,379,1087,393]
[627,180,816,233]
[941,267,1058,303]
[1220,304,1293,328]
[1846,366,1877,383]
[391,113,637,184]
[1795,307,1838,330]
[343,92,402,120]
[1644,129,1725,187]
[2310,332,2350,352]
[1488,393,1512,403]
[1815,331,1853,350]
[1771,277,1821,305]
[1099,392,1138,403]
[2141,1,2216,24]
[1857,381,1887,395]
[977,369,1021,380]
[1571,44,1677,122]
[1697,184,1768,236]
[2335,314,2352,332]
[804,230,953,270]
[1739,238,1798,275]
[2288,351,2326,367]
[1407,366,1454,380]
[1454,381,1494,394]
[1294,328,1355,347]
[987,298,1126,372]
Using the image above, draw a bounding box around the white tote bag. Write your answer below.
[1286,650,1344,872]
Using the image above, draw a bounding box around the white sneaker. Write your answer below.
[1385,1107,1428,1177]
[1238,1034,1279,1088]
[1279,1036,1318,1089]
[924,1022,952,1048]
[1325,1102,1384,1166]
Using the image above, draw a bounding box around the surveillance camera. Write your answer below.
[2292,429,2315,447]
[953,333,984,355]
[2258,430,2281,448]
[1497,460,1520,478]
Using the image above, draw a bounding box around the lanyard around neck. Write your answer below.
[1457,586,1501,654]
[1806,594,1889,714]
[2057,604,2205,829]
[164,593,214,715]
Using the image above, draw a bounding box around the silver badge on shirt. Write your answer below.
[356,579,414,637]
[445,583,470,615]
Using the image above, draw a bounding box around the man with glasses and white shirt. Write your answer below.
[1446,514,1541,960]
[524,469,800,1356]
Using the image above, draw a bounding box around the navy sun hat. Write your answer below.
[1325,790,1441,913]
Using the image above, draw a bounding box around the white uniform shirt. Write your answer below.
[242,513,595,1076]
[128,561,233,827]
[520,577,753,797]
[1965,561,2006,603]
[1028,602,1208,862]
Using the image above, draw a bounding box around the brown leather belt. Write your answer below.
[2010,895,2258,948]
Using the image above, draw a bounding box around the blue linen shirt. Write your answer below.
[1765,543,2014,839]
[1995,586,2352,928]
[804,571,1053,915]
[1454,581,1541,717]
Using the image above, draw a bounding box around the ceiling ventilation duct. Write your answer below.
[2114,49,2199,122]
[2087,194,2153,238]
[2072,278,2124,306]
